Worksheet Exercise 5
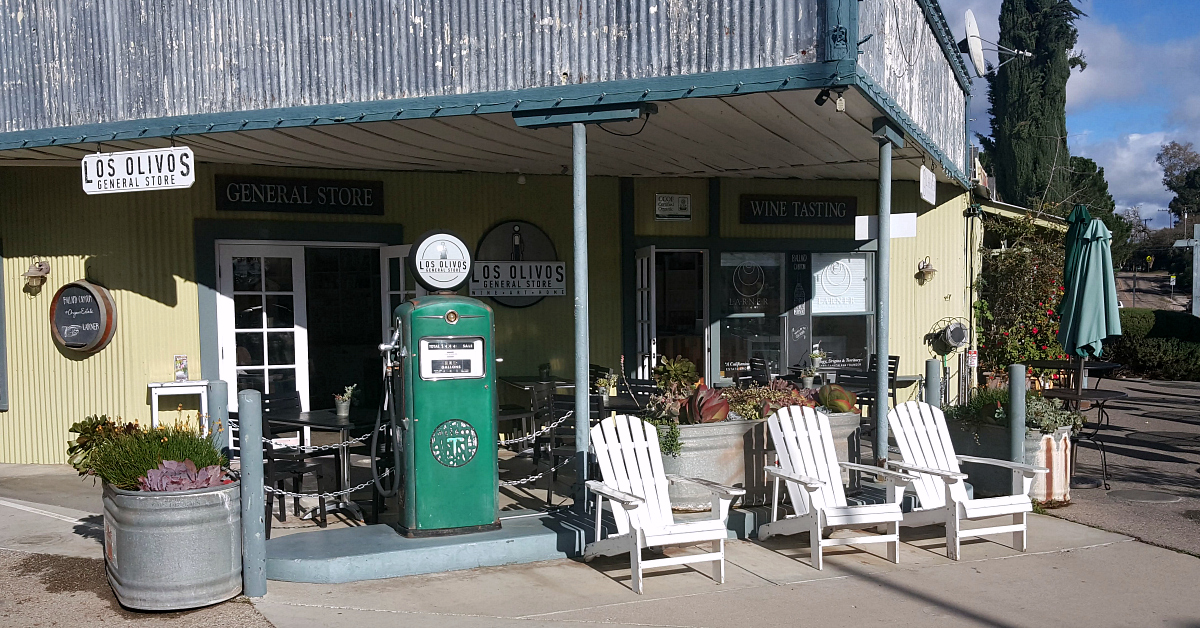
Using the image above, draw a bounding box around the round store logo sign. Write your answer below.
[819,259,854,296]
[430,419,479,467]
[733,263,766,298]
[410,231,471,291]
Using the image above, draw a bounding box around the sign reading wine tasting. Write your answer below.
[738,195,858,225]
[216,176,384,215]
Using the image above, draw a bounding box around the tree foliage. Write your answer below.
[975,214,1068,373]
[1157,142,1200,222]
[1065,156,1131,266]
[981,0,1085,213]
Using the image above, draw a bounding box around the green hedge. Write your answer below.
[1105,309,1200,381]
[1117,308,1200,342]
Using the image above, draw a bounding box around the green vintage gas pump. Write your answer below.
[379,231,499,536]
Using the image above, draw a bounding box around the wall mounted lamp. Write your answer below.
[22,259,50,290]
[916,256,938,284]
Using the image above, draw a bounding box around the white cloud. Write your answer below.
[1072,131,1176,228]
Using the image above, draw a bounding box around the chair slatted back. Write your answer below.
[767,406,846,514]
[888,401,969,509]
[590,415,673,535]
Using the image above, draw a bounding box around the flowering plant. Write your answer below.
[334,384,357,403]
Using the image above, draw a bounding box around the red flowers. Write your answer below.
[1032,327,1039,334]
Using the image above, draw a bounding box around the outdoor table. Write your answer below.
[265,406,379,520]
[603,393,644,414]
[500,376,575,390]
[1039,388,1129,490]
[1025,360,1121,390]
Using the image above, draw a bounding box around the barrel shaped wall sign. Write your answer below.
[50,281,118,353]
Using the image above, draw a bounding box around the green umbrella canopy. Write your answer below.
[1057,212,1122,358]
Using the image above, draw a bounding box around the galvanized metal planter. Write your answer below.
[102,481,242,611]
[947,425,1071,502]
[658,412,861,512]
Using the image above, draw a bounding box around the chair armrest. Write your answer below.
[666,474,746,497]
[839,462,916,484]
[763,466,824,491]
[885,461,968,481]
[956,455,1049,474]
[584,480,644,509]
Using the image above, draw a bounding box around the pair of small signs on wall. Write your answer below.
[409,223,566,308]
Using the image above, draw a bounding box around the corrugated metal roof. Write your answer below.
[1,0,823,134]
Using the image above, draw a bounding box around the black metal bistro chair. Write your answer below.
[539,393,604,507]
[259,390,328,538]
[498,381,554,451]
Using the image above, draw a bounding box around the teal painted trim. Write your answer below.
[513,103,651,128]
[914,0,973,93]
[0,239,7,412]
[631,236,876,253]
[0,62,857,152]
[854,74,969,187]
[619,178,636,371]
[192,218,406,381]
[872,118,906,149]
[826,0,855,60]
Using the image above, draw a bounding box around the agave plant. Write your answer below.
[681,383,729,424]
[138,460,231,492]
[652,356,699,395]
[817,384,860,414]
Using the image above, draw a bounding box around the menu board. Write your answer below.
[419,337,485,380]
[785,251,813,371]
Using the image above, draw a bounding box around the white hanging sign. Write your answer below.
[81,146,195,195]
[920,165,937,205]
[812,253,870,314]
[410,232,472,291]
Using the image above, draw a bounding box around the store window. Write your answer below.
[717,252,784,384]
[811,252,873,370]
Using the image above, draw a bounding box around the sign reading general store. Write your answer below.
[215,175,384,215]
[738,195,858,225]
[81,147,195,195]
[470,262,566,297]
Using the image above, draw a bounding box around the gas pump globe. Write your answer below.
[381,231,499,536]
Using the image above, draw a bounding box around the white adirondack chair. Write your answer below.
[584,414,745,594]
[886,401,1049,560]
[757,406,916,569]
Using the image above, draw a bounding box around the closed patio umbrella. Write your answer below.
[1057,206,1122,358]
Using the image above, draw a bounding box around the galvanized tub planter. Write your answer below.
[947,425,1071,502]
[658,412,861,511]
[102,480,242,611]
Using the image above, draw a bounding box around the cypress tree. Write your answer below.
[980,0,1085,212]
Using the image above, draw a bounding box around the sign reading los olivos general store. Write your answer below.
[81,147,195,195]
[738,195,858,225]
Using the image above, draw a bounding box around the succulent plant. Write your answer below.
[817,384,859,414]
[653,356,699,395]
[137,459,231,492]
[682,383,729,424]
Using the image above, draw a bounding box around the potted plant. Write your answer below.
[593,373,618,407]
[809,349,827,370]
[68,415,241,611]
[334,384,357,417]
[944,388,1082,502]
[800,367,816,389]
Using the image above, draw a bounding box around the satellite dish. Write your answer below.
[964,10,987,78]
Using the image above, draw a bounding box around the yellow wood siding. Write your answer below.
[0,165,621,463]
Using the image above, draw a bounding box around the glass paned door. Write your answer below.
[634,246,656,378]
[218,245,309,412]
[380,244,423,343]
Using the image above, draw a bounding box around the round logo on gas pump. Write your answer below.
[429,419,479,467]
[409,230,472,292]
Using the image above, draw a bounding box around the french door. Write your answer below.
[379,244,425,342]
[217,244,310,412]
[635,246,657,379]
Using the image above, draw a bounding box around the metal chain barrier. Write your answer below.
[227,418,382,453]
[499,458,573,487]
[262,468,392,499]
[497,410,574,446]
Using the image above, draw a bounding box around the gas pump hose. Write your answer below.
[371,366,404,498]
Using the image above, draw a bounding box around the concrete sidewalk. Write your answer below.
[5,463,1200,627]
[252,515,1200,628]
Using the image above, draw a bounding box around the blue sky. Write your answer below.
[939,0,1200,228]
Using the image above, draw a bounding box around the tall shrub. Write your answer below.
[976,215,1068,373]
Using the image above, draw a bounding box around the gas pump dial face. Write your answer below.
[430,419,479,467]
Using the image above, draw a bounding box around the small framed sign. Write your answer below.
[920,165,937,205]
[655,194,692,221]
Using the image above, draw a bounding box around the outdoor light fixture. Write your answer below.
[833,88,846,112]
[814,89,831,107]
[21,259,50,290]
[916,256,938,283]
[517,174,526,185]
